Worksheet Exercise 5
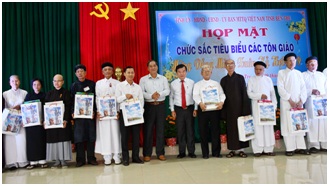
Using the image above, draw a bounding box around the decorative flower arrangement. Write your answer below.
[164,115,176,138]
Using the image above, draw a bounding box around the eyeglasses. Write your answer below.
[53,80,63,83]
[226,63,235,66]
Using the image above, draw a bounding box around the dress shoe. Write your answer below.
[203,155,209,159]
[158,155,166,161]
[294,149,310,155]
[177,153,186,158]
[213,154,222,158]
[309,147,319,153]
[9,166,17,171]
[320,148,327,152]
[88,160,99,165]
[188,153,196,158]
[132,158,144,164]
[254,153,262,157]
[122,160,129,166]
[143,156,151,162]
[75,162,85,167]
[285,151,294,156]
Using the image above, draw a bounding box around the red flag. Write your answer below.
[79,2,151,82]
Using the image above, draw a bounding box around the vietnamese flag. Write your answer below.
[79,2,151,82]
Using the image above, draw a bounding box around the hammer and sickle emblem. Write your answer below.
[90,2,109,20]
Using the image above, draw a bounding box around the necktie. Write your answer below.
[181,80,186,109]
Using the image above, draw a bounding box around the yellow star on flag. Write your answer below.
[120,2,139,21]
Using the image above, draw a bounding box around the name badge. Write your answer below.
[84,86,90,92]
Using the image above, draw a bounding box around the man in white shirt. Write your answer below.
[247,61,277,157]
[95,62,122,165]
[115,66,144,166]
[302,56,327,153]
[193,65,225,159]
[169,64,197,158]
[277,53,309,156]
[139,60,170,162]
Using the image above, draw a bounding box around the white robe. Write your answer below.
[2,88,28,167]
[303,70,327,144]
[277,68,307,136]
[247,75,277,152]
[95,78,121,156]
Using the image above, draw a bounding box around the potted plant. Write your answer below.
[164,115,177,146]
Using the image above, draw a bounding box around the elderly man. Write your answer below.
[193,65,226,159]
[139,60,170,162]
[277,53,309,156]
[303,56,327,153]
[220,59,251,158]
[170,64,198,159]
[247,61,277,157]
[95,62,122,165]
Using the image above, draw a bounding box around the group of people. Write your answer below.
[2,52,327,170]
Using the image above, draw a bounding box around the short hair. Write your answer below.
[201,65,212,73]
[305,56,318,64]
[147,60,157,67]
[74,64,86,72]
[124,66,134,72]
[284,53,297,61]
[224,59,235,65]
[101,62,114,69]
[175,64,187,72]
[31,78,43,87]
[9,75,20,81]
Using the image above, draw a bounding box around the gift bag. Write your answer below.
[257,101,276,125]
[122,99,144,126]
[2,108,22,135]
[44,101,65,129]
[237,115,255,141]
[97,96,117,120]
[287,109,309,133]
[74,93,94,119]
[21,101,42,127]
[305,95,327,119]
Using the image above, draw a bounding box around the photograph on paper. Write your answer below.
[201,87,219,111]
[98,97,117,120]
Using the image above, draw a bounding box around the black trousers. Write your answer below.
[76,142,96,163]
[143,103,166,157]
[197,106,221,156]
[119,112,140,161]
[174,105,195,154]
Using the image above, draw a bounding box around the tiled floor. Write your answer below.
[2,140,327,184]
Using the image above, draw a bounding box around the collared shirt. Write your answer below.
[277,68,307,103]
[3,88,28,109]
[139,73,170,102]
[115,80,144,109]
[303,70,327,97]
[169,77,197,111]
[193,79,226,105]
[96,77,120,111]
